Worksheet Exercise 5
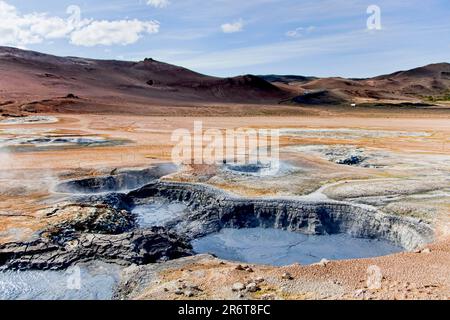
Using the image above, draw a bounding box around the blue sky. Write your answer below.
[1,0,449,77]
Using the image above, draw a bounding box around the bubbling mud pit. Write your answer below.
[0,116,58,125]
[222,160,295,177]
[0,135,128,152]
[0,165,435,299]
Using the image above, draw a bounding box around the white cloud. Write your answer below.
[221,19,244,33]
[173,30,377,71]
[286,26,315,38]
[147,0,170,8]
[0,1,54,47]
[0,1,90,47]
[29,16,77,39]
[0,1,159,48]
[70,20,160,47]
[173,22,450,76]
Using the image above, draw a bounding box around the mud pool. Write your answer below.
[132,201,189,228]
[0,135,127,152]
[0,262,122,300]
[192,228,403,266]
[278,128,430,140]
[0,116,58,125]
[222,160,295,177]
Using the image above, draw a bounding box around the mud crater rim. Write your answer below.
[0,166,433,273]
[60,166,434,254]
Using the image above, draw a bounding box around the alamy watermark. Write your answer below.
[367,265,383,289]
[171,121,280,175]
[367,5,382,30]
[66,265,81,290]
[66,5,83,29]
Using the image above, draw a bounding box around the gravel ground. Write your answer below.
[116,238,450,300]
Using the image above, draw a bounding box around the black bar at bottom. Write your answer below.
[0,300,444,319]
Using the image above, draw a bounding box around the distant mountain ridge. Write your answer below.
[0,46,448,111]
[261,62,450,104]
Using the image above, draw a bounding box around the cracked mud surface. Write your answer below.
[192,228,403,266]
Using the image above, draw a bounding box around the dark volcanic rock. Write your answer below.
[0,228,192,271]
[0,202,191,271]
[65,93,79,99]
[336,155,365,166]
[289,90,347,105]
[45,203,134,234]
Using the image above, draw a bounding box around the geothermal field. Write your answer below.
[0,46,449,301]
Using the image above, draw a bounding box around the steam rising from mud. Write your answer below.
[0,148,59,198]
[0,149,13,177]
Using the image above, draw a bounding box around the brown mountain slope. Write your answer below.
[1,46,449,113]
[370,63,450,97]
[0,46,289,107]
[262,63,450,104]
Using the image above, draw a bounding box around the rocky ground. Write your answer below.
[0,112,449,300]
[115,250,449,300]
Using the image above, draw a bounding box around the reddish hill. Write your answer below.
[370,63,450,97]
[0,46,289,107]
[262,63,450,104]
